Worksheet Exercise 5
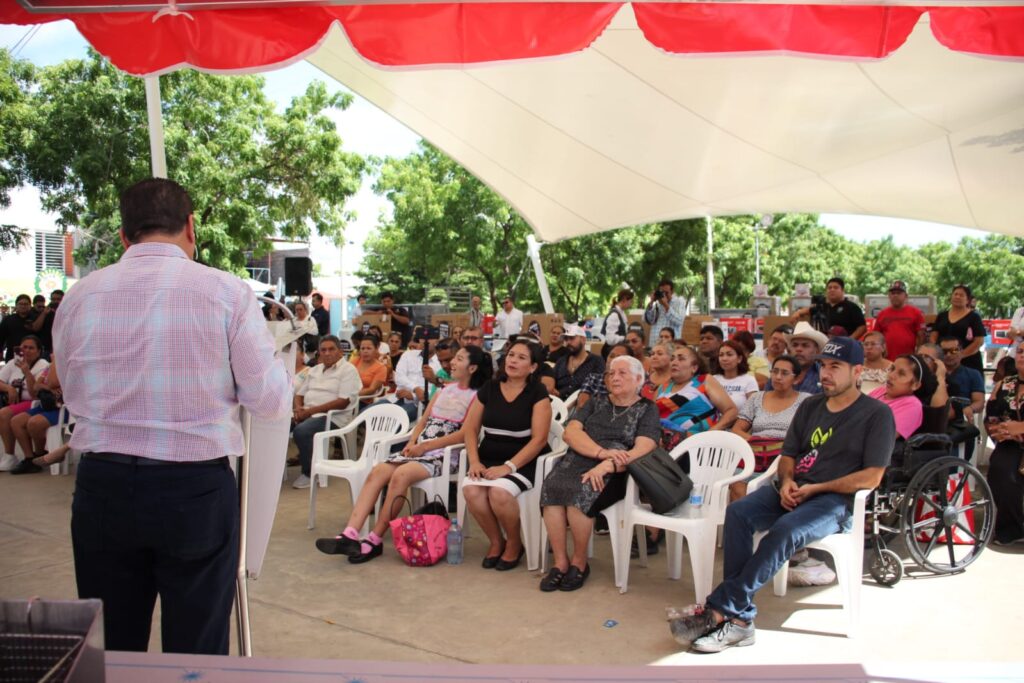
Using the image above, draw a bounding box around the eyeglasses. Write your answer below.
[770,369,794,377]
[940,347,960,355]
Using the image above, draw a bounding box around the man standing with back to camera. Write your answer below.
[53,178,292,654]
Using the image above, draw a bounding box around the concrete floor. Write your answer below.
[2,458,1023,668]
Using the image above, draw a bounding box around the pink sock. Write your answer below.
[360,531,382,554]
[341,527,359,541]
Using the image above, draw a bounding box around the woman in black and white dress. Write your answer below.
[462,339,552,571]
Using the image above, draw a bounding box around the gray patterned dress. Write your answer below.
[540,396,661,517]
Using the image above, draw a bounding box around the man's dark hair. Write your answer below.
[32,294,45,304]
[657,278,674,291]
[319,335,341,349]
[50,290,64,297]
[772,324,794,336]
[827,277,846,290]
[15,294,30,304]
[700,325,725,341]
[938,335,962,350]
[381,291,394,300]
[311,293,323,303]
[120,178,193,244]
[350,330,364,344]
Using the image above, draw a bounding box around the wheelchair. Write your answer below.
[864,423,994,586]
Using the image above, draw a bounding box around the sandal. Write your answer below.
[558,563,590,591]
[539,568,565,592]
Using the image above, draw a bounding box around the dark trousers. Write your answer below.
[71,455,239,654]
[293,415,330,477]
[987,442,1024,544]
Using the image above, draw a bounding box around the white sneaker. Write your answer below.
[292,474,311,489]
[0,453,18,472]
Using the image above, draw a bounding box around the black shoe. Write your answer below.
[539,568,565,592]
[630,534,660,559]
[316,535,362,557]
[594,516,610,536]
[482,543,506,569]
[495,546,525,571]
[10,458,43,475]
[348,541,383,564]
[558,564,590,591]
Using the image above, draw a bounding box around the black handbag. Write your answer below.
[626,447,693,514]
[36,388,60,412]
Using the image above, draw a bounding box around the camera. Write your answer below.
[414,325,441,342]
[653,289,667,301]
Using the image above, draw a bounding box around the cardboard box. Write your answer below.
[761,316,792,338]
[522,313,564,342]
[681,315,713,345]
[431,313,472,340]
[352,314,392,337]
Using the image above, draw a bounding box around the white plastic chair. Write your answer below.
[48,407,76,476]
[307,404,410,532]
[618,431,754,602]
[748,458,870,639]
[455,422,566,571]
[549,396,568,425]
[562,389,581,418]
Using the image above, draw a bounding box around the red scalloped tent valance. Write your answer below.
[2,2,1023,75]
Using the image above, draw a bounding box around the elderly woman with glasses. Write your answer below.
[860,331,891,394]
[538,355,661,591]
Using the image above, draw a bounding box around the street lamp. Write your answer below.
[753,214,773,285]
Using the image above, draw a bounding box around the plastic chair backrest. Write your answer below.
[357,404,411,459]
[547,420,566,452]
[549,396,567,424]
[671,431,752,504]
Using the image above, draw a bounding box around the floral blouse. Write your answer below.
[986,373,1022,423]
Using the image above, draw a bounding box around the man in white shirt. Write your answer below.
[291,335,362,489]
[389,342,442,422]
[495,296,523,339]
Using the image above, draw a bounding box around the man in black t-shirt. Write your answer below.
[377,291,411,346]
[310,293,330,336]
[671,336,894,653]
[790,277,867,339]
[0,294,37,361]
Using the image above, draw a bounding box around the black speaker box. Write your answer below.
[284,257,313,296]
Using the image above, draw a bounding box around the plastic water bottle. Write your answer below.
[447,521,463,565]
[688,491,703,518]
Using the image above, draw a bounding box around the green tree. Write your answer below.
[0,49,35,251]
[13,50,365,272]
[932,236,1024,316]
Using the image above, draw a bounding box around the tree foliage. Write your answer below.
[5,49,365,272]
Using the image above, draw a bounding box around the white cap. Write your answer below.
[562,323,587,338]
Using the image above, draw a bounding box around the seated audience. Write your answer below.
[757,324,792,366]
[553,324,605,399]
[640,341,673,400]
[657,328,675,345]
[450,326,465,345]
[732,331,768,389]
[766,322,825,395]
[984,340,1024,546]
[7,351,64,474]
[699,325,725,375]
[386,331,404,372]
[668,337,894,653]
[577,343,630,408]
[389,341,438,422]
[931,284,986,374]
[713,340,758,413]
[652,345,737,451]
[915,343,950,410]
[315,346,492,563]
[425,339,459,398]
[462,339,552,570]
[859,331,891,394]
[729,355,809,500]
[354,335,390,408]
[290,336,362,489]
[290,300,319,357]
[868,355,934,439]
[940,336,985,459]
[626,329,652,372]
[0,335,50,472]
[368,325,390,359]
[544,324,569,365]
[539,355,660,592]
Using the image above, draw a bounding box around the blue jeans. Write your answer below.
[294,415,330,477]
[706,485,852,623]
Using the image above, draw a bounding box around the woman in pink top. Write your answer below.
[869,354,936,439]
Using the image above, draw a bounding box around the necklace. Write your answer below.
[610,399,637,421]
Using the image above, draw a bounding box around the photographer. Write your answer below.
[643,278,685,341]
[788,277,866,339]
[378,292,412,346]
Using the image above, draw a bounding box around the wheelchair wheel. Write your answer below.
[899,456,994,574]
[869,549,903,586]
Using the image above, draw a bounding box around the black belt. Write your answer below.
[85,452,228,467]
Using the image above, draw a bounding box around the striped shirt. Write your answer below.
[53,242,291,461]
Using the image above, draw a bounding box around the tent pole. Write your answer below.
[526,235,554,315]
[144,76,168,178]
[706,216,716,312]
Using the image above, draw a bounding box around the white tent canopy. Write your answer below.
[307,5,1024,242]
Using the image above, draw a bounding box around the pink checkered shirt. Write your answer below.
[53,242,292,461]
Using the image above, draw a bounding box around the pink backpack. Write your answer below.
[388,496,450,567]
